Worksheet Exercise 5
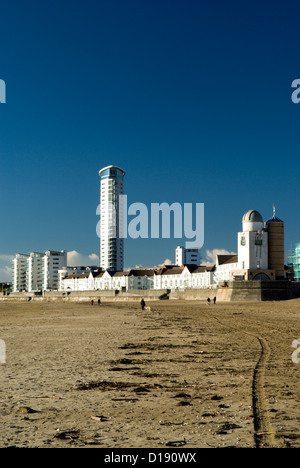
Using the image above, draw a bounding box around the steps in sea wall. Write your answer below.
[221,281,298,302]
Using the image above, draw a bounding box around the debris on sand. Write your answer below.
[173,392,191,399]
[166,438,187,447]
[91,415,110,422]
[55,429,80,440]
[17,406,40,414]
[75,380,136,391]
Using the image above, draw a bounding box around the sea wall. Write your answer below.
[218,280,300,302]
[0,289,169,303]
[1,282,300,303]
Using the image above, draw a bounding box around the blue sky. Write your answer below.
[0,0,300,280]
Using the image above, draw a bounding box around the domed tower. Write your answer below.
[242,210,264,232]
[265,207,285,280]
[238,210,268,271]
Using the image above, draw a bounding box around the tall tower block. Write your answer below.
[265,208,285,280]
[99,165,125,271]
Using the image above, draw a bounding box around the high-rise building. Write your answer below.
[12,254,29,292]
[12,250,67,292]
[99,165,125,271]
[175,246,201,266]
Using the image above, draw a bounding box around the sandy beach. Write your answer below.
[0,299,299,448]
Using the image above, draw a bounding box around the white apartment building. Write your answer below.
[99,165,125,271]
[12,254,29,292]
[12,250,67,292]
[175,246,201,266]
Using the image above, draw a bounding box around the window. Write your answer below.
[241,236,246,246]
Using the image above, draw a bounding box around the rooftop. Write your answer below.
[217,254,238,265]
[99,165,125,177]
[242,210,263,223]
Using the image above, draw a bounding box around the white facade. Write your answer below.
[61,265,215,292]
[12,254,29,292]
[45,250,67,290]
[237,211,268,270]
[99,165,125,271]
[154,265,215,290]
[213,255,239,283]
[61,269,155,292]
[58,266,95,291]
[12,250,67,292]
[27,252,45,292]
[175,246,201,266]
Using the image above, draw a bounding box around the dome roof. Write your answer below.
[242,210,263,223]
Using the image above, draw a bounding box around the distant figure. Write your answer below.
[213,296,216,305]
[207,297,210,306]
[98,298,101,305]
[91,299,94,305]
[140,298,146,310]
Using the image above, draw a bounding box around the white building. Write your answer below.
[238,210,268,271]
[99,165,125,271]
[60,264,215,293]
[213,254,238,284]
[229,209,277,281]
[12,250,67,292]
[175,246,201,266]
[58,266,97,291]
[27,252,46,292]
[60,268,155,292]
[12,254,29,292]
[154,264,215,290]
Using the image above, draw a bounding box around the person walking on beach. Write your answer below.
[207,297,210,306]
[213,296,216,304]
[140,298,146,310]
[91,299,94,305]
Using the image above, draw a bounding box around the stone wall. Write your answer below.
[1,282,300,303]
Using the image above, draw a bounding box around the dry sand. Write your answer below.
[0,299,299,448]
